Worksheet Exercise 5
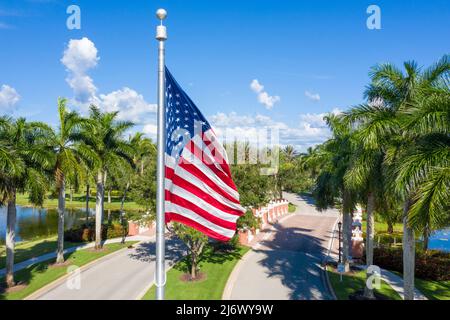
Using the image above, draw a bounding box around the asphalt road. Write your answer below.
[227,193,338,300]
[35,238,185,300]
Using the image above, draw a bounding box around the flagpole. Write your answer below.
[155,8,167,300]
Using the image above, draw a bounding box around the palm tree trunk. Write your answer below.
[85,183,90,223]
[95,170,104,250]
[341,189,352,272]
[422,226,430,252]
[387,220,394,234]
[402,198,415,300]
[5,189,17,288]
[107,188,111,204]
[120,182,130,244]
[56,177,66,264]
[140,161,144,176]
[364,192,375,299]
[342,211,351,272]
[69,186,73,202]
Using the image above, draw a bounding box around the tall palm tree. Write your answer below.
[342,109,388,298]
[81,106,134,249]
[313,114,356,272]
[130,132,156,176]
[0,117,51,287]
[46,98,87,264]
[351,55,449,299]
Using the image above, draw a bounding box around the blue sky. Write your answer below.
[0,0,449,151]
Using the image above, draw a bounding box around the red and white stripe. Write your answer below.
[165,129,245,241]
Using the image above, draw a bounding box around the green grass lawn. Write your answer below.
[0,241,136,300]
[0,236,82,270]
[415,278,450,300]
[143,245,249,300]
[327,265,402,300]
[390,270,450,300]
[16,192,144,211]
[288,203,296,213]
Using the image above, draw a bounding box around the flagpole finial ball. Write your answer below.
[156,9,167,20]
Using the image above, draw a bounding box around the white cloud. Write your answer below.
[98,87,157,123]
[250,79,280,110]
[143,123,157,136]
[209,109,341,152]
[61,37,99,104]
[305,90,321,101]
[61,38,156,129]
[0,84,20,112]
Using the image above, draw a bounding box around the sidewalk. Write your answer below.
[0,234,153,277]
[326,223,428,300]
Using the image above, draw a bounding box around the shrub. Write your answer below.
[371,247,450,281]
[236,210,261,231]
[64,221,128,242]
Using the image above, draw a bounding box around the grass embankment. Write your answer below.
[143,245,249,300]
[16,192,144,211]
[0,241,136,300]
[415,278,450,300]
[389,270,450,300]
[361,220,403,246]
[0,236,81,270]
[288,203,296,213]
[327,265,401,300]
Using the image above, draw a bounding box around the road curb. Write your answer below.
[25,241,141,300]
[322,217,339,300]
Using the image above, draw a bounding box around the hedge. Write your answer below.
[371,247,450,281]
[64,221,128,242]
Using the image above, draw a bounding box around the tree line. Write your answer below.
[283,55,449,300]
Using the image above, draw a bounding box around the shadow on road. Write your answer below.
[255,221,331,300]
[127,238,186,263]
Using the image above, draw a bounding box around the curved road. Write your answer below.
[226,192,338,300]
[34,238,184,300]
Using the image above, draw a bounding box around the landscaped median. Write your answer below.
[326,265,402,300]
[0,241,137,300]
[142,245,249,300]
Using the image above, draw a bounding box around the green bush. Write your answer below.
[371,247,450,281]
[64,221,128,242]
[236,210,261,231]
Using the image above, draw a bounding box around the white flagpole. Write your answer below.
[155,8,167,300]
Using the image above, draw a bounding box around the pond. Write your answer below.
[428,227,450,252]
[0,205,123,244]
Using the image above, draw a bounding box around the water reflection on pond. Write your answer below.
[0,206,122,243]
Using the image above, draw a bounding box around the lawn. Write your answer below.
[327,265,402,300]
[361,220,404,247]
[16,192,144,211]
[414,278,450,300]
[288,203,296,213]
[143,245,249,300]
[0,236,81,270]
[0,241,136,300]
[390,270,450,300]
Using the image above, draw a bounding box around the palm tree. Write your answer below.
[46,98,87,264]
[0,117,51,287]
[282,145,298,163]
[81,106,134,249]
[343,109,389,298]
[351,55,449,299]
[313,114,356,272]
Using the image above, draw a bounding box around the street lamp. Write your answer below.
[338,221,342,264]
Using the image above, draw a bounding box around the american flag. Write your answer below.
[164,67,245,241]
